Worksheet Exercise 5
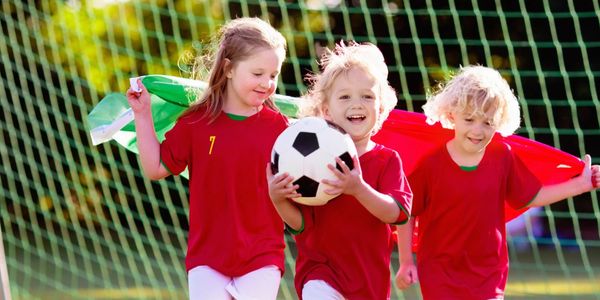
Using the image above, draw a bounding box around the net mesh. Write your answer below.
[1,0,599,299]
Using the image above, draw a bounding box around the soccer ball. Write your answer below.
[270,117,358,206]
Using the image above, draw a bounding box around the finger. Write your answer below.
[281,174,295,187]
[327,163,344,178]
[592,165,599,188]
[137,79,146,92]
[584,154,592,169]
[321,178,339,187]
[322,180,342,195]
[327,162,344,176]
[399,275,411,289]
[335,157,351,173]
[126,88,140,98]
[266,163,273,178]
[323,187,342,195]
[287,193,302,199]
[408,271,416,284]
[283,186,297,194]
[273,172,291,185]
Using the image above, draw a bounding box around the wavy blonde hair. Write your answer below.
[179,17,286,122]
[300,41,397,135]
[423,65,521,136]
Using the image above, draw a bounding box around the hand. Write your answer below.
[126,79,152,115]
[395,261,418,290]
[266,163,301,204]
[579,155,599,191]
[590,158,599,189]
[322,155,363,196]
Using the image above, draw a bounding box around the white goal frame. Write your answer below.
[0,223,11,300]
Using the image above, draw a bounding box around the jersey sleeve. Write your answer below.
[505,146,542,209]
[159,118,192,175]
[380,150,413,224]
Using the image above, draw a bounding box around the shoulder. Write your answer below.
[373,143,396,156]
[421,144,447,165]
[177,106,210,126]
[259,107,289,125]
[486,140,514,161]
[366,144,399,162]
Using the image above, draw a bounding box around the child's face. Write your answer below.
[449,109,497,155]
[225,47,284,114]
[323,67,381,143]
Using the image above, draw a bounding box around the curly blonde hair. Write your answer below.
[300,41,397,135]
[423,65,521,136]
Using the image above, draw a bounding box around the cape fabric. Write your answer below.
[87,75,584,223]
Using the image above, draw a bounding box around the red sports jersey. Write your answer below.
[410,142,541,299]
[294,144,412,299]
[160,107,288,276]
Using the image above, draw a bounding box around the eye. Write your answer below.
[464,118,473,122]
[339,95,351,100]
[363,94,375,100]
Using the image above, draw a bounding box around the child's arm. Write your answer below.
[266,164,303,231]
[528,155,599,207]
[126,80,169,180]
[395,220,418,289]
[323,156,401,224]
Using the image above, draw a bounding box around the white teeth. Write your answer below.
[347,115,365,120]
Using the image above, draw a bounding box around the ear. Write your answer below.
[322,103,332,120]
[447,112,455,122]
[224,58,232,78]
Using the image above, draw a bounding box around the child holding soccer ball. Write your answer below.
[395,65,600,299]
[127,17,289,299]
[267,41,413,299]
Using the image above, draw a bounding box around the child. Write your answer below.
[395,65,600,299]
[267,42,413,299]
[127,17,289,300]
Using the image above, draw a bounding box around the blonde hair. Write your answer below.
[179,17,286,122]
[301,41,397,135]
[423,65,521,136]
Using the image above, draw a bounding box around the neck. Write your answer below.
[222,103,262,117]
[446,139,485,166]
[353,138,375,156]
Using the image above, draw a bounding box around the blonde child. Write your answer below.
[267,42,413,299]
[395,65,600,299]
[127,17,288,300]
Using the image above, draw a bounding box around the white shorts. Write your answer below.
[188,265,281,300]
[302,280,345,300]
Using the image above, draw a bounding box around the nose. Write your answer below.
[350,96,363,107]
[261,77,275,89]
[472,123,485,135]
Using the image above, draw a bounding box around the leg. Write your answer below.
[302,280,345,300]
[226,265,281,300]
[188,265,233,300]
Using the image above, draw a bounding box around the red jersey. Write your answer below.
[409,142,541,299]
[160,107,288,276]
[294,144,412,300]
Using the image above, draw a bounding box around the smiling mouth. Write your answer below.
[347,115,366,122]
[468,137,484,144]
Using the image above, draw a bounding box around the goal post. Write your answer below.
[0,224,11,300]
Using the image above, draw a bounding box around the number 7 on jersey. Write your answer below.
[209,135,216,155]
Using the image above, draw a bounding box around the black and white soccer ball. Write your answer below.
[271,117,358,206]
